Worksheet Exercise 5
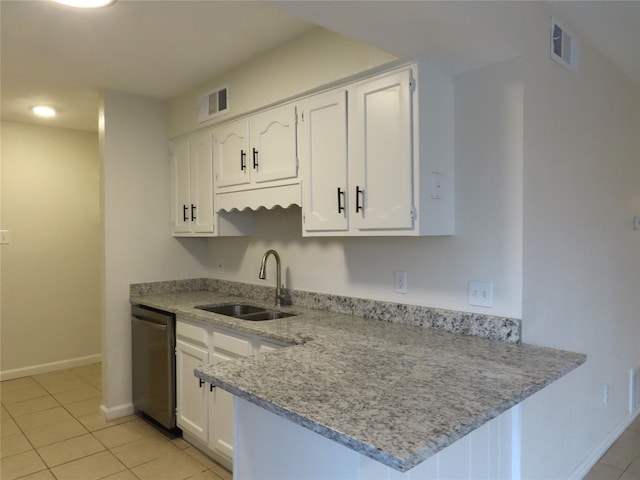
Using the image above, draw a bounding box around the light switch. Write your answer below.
[0,230,10,245]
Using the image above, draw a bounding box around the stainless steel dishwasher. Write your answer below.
[131,304,177,430]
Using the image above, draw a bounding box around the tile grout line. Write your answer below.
[2,395,57,479]
[6,366,257,480]
[1,367,111,480]
[5,373,103,478]
[3,392,221,479]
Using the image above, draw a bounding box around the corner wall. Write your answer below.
[1,122,101,378]
[100,91,208,417]
[518,3,640,478]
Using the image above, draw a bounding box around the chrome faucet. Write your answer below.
[258,249,290,307]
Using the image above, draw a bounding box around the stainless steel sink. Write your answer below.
[239,311,296,321]
[195,303,296,321]
[196,303,265,316]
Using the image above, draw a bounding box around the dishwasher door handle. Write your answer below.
[132,316,167,330]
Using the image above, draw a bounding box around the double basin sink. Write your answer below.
[195,303,296,322]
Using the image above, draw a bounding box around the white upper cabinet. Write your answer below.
[299,90,349,233]
[171,131,215,235]
[174,62,452,235]
[299,64,454,237]
[349,69,414,231]
[213,120,250,189]
[250,105,298,184]
[172,138,191,234]
[190,132,217,233]
[214,103,298,192]
[171,131,254,237]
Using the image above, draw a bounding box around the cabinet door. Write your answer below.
[250,104,297,184]
[171,139,191,234]
[209,350,238,463]
[190,132,215,233]
[349,69,414,231]
[299,91,349,233]
[175,339,209,443]
[214,120,250,188]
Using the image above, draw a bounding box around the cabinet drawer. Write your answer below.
[176,319,209,347]
[212,330,251,357]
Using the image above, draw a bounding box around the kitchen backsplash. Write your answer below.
[130,278,521,343]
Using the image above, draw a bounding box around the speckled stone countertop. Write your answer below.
[131,282,585,473]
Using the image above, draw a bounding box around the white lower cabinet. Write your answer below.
[175,338,208,443]
[175,316,285,471]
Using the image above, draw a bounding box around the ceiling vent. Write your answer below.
[198,85,229,123]
[550,17,580,72]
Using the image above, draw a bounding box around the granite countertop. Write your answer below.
[131,288,586,472]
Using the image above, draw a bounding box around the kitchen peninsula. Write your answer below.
[131,279,585,478]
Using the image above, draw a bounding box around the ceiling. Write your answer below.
[1,1,638,133]
[0,0,314,131]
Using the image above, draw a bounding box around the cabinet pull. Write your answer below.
[199,379,205,388]
[355,186,364,213]
[337,187,345,214]
[240,150,246,171]
[190,204,196,221]
[252,148,259,169]
[209,384,215,392]
[182,205,188,222]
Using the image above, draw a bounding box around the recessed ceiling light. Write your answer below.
[32,106,57,118]
[51,0,116,8]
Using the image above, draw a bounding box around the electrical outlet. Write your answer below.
[216,259,224,274]
[395,271,408,294]
[468,281,493,307]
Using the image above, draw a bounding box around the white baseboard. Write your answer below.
[567,409,640,480]
[0,354,102,381]
[100,402,135,421]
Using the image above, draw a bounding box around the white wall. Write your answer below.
[516,3,640,478]
[100,91,208,417]
[1,122,101,378]
[168,27,397,138]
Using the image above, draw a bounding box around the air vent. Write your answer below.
[550,17,580,72]
[198,85,229,122]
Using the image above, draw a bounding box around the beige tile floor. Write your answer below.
[2,363,639,480]
[584,414,640,480]
[0,364,231,480]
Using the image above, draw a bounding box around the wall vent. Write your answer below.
[550,17,580,72]
[198,85,229,123]
[631,367,640,413]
